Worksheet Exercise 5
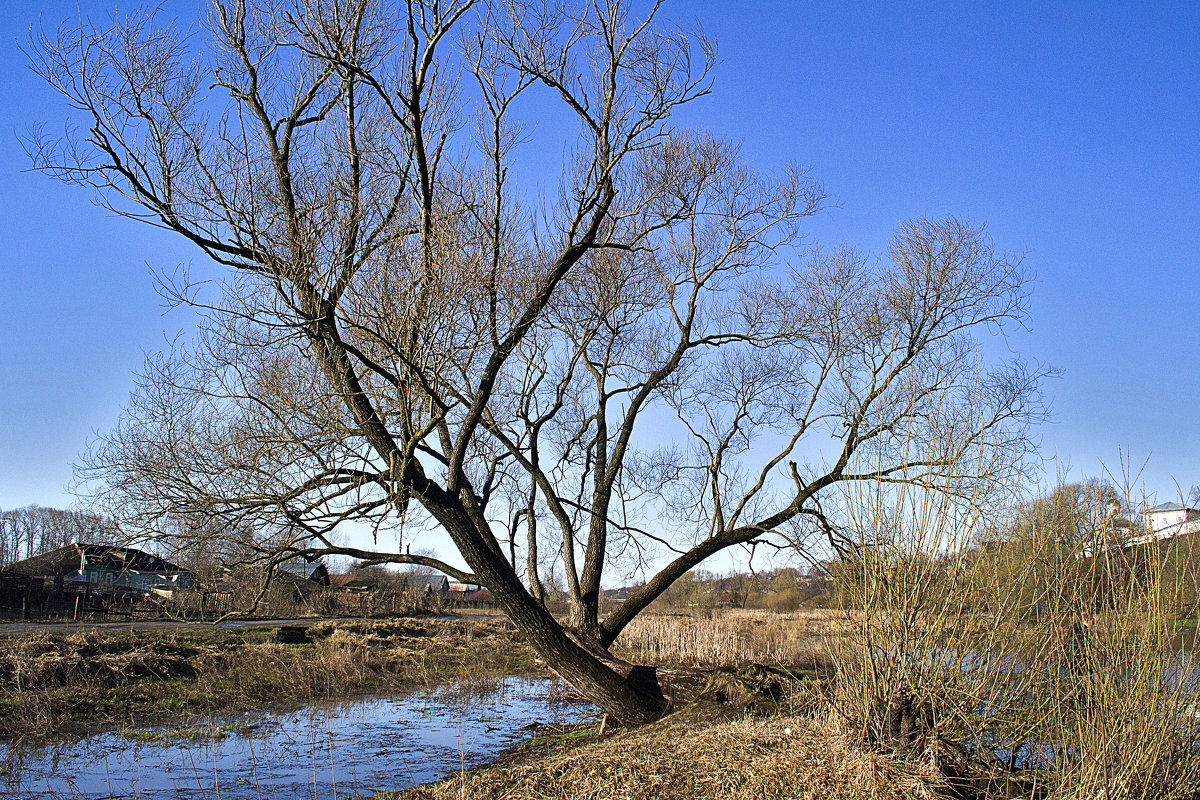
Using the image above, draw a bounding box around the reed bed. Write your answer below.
[614,611,836,669]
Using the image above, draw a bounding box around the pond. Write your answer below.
[2,676,596,799]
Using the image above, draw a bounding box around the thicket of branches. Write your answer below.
[830,468,1200,798]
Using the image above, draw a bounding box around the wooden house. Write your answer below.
[4,543,193,592]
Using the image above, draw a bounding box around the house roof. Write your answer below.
[328,572,355,589]
[328,572,376,590]
[403,574,450,591]
[308,563,331,586]
[461,588,494,603]
[4,543,189,577]
[1148,502,1195,513]
[274,569,318,590]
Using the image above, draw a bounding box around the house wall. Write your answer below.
[76,567,193,590]
[1151,507,1200,528]
[1148,510,1188,532]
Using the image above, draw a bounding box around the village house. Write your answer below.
[1103,501,1200,550]
[442,580,494,606]
[402,574,451,595]
[3,543,193,592]
[1078,499,1200,558]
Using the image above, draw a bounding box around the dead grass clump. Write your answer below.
[0,630,220,691]
[402,706,940,800]
[217,639,375,699]
[726,608,856,638]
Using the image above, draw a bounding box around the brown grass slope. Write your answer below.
[397,702,941,800]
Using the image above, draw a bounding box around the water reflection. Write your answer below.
[2,676,595,799]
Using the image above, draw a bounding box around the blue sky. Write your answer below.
[1,0,1198,522]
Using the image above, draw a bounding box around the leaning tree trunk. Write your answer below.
[499,587,668,725]
[440,509,668,725]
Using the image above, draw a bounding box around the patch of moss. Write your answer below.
[122,725,223,743]
[528,726,598,746]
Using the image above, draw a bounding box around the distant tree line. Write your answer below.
[631,565,836,613]
[0,505,116,569]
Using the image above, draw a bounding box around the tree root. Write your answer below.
[878,690,1040,800]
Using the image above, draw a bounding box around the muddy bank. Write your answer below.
[0,616,540,742]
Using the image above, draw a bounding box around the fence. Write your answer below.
[0,572,140,620]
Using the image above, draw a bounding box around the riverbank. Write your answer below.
[0,615,540,742]
[390,697,942,800]
[0,609,843,745]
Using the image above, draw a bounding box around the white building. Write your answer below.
[1128,502,1200,547]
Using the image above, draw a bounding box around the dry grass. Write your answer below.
[614,610,841,670]
[396,703,940,800]
[0,617,539,741]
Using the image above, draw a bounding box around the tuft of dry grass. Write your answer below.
[397,703,941,800]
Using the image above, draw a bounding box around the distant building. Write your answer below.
[3,543,193,591]
[1132,502,1200,547]
[459,588,495,605]
[329,572,376,594]
[268,564,337,603]
[1078,501,1136,558]
[404,574,451,595]
[601,587,629,604]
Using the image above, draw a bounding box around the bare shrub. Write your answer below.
[832,464,1200,798]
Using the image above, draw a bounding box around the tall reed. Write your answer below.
[615,612,830,668]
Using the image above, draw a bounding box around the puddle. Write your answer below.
[1,676,596,799]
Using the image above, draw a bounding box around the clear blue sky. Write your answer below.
[1,0,1198,515]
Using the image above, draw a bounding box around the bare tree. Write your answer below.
[32,0,1043,723]
[0,505,115,568]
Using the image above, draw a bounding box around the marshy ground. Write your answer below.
[6,609,1190,799]
[0,615,540,742]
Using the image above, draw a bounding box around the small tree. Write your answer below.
[33,0,1042,723]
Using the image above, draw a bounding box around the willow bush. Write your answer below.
[832,466,1200,798]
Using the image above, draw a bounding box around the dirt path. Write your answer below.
[0,611,498,635]
[0,616,356,634]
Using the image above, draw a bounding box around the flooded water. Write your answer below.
[1,676,596,799]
